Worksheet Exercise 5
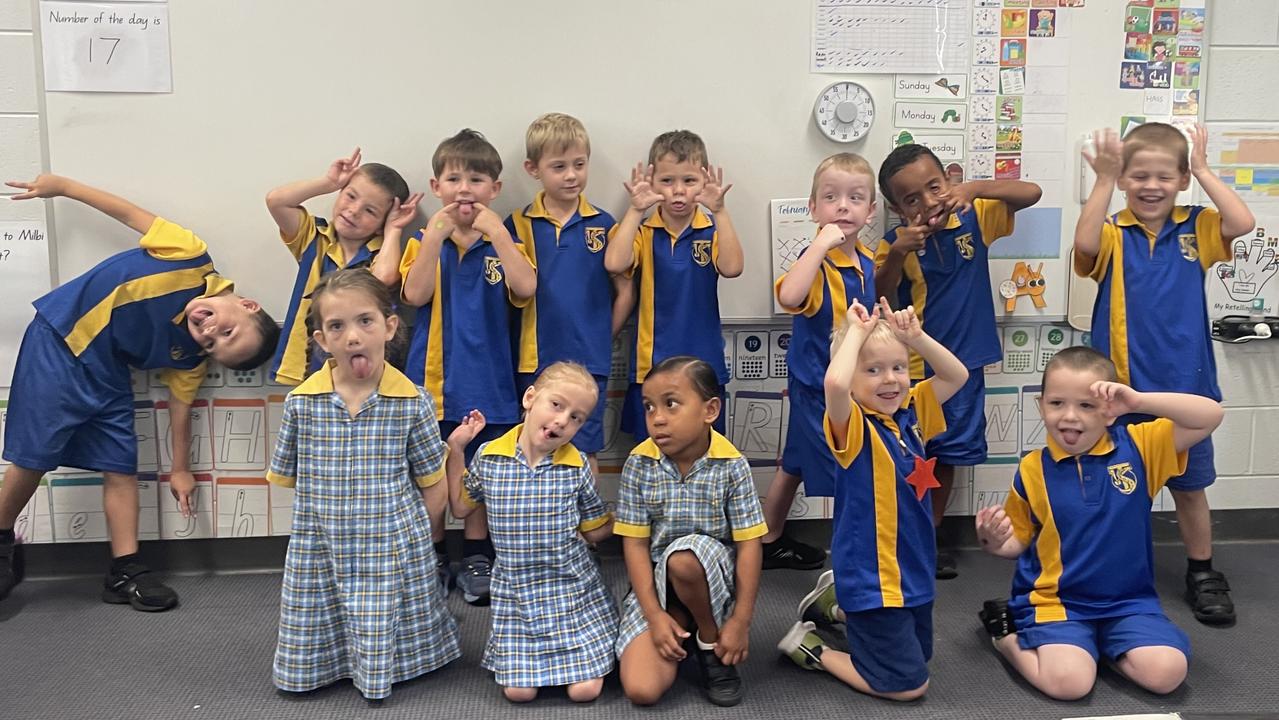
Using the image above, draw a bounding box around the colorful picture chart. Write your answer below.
[1120,0,1206,124]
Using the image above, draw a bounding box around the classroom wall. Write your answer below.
[0,0,51,249]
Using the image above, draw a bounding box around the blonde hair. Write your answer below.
[532,361,599,405]
[525,113,591,165]
[1122,122,1189,174]
[830,316,898,354]
[810,152,876,201]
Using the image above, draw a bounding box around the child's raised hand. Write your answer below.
[469,203,504,236]
[448,409,487,448]
[385,192,424,233]
[427,203,459,238]
[878,297,922,342]
[845,299,880,336]
[5,174,68,200]
[813,222,848,252]
[975,505,1013,551]
[940,182,974,217]
[695,164,733,213]
[325,147,362,190]
[1189,123,1210,176]
[647,610,690,661]
[888,213,930,256]
[623,163,662,211]
[1082,129,1123,179]
[1091,380,1141,416]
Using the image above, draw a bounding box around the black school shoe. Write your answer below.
[1185,569,1236,625]
[762,535,826,570]
[0,535,24,600]
[935,550,959,580]
[695,646,743,707]
[102,561,179,612]
[978,598,1015,639]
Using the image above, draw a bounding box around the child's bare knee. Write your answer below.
[622,680,665,706]
[1133,651,1187,694]
[502,686,538,703]
[1042,669,1095,701]
[567,678,603,703]
[882,679,929,701]
[665,550,704,583]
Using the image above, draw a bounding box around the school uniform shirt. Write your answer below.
[628,208,730,386]
[874,199,1014,377]
[270,209,384,385]
[824,379,947,612]
[399,231,530,424]
[1077,206,1228,400]
[774,242,877,391]
[1004,419,1188,628]
[32,217,228,403]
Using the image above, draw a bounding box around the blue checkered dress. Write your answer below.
[266,363,460,700]
[463,426,618,688]
[612,430,768,655]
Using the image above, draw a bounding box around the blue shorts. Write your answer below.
[517,372,609,454]
[921,371,987,466]
[1017,613,1190,663]
[780,382,839,496]
[3,317,137,474]
[844,602,934,694]
[1120,413,1215,491]
[620,382,726,441]
[438,420,515,465]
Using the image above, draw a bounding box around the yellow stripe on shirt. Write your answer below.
[1020,451,1068,623]
[65,265,213,357]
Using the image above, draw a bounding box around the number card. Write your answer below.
[40,1,172,93]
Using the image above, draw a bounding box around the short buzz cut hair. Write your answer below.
[1122,122,1190,174]
[1041,345,1118,387]
[353,163,410,205]
[878,143,945,208]
[432,128,502,180]
[811,152,877,201]
[525,113,591,165]
[648,130,708,168]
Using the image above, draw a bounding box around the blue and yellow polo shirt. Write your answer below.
[824,379,947,611]
[506,193,617,378]
[1004,419,1188,627]
[629,208,729,386]
[875,199,1014,377]
[774,242,877,390]
[1076,206,1227,400]
[32,217,228,403]
[269,210,383,386]
[399,231,530,424]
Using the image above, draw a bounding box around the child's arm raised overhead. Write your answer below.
[1092,382,1224,453]
[444,410,487,520]
[1189,123,1255,241]
[698,165,743,278]
[605,163,662,275]
[400,203,458,306]
[369,191,422,288]
[473,204,536,300]
[823,300,879,443]
[878,297,968,404]
[1074,128,1123,265]
[776,224,846,310]
[945,177,1042,215]
[264,148,361,241]
[8,174,156,235]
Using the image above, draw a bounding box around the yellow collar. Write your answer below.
[1114,206,1190,230]
[479,424,584,466]
[291,360,419,398]
[941,212,963,231]
[631,429,740,461]
[1046,431,1116,462]
[318,216,383,264]
[643,206,713,232]
[526,192,599,224]
[827,242,873,270]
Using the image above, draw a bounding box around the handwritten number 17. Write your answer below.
[88,37,121,64]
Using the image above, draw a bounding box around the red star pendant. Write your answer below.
[906,456,940,501]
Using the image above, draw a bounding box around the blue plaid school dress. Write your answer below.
[267,362,460,700]
[612,430,768,655]
[462,426,618,688]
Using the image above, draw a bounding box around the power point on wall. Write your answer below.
[1212,315,1279,344]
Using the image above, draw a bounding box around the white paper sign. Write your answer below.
[0,222,52,386]
[40,2,172,93]
[895,102,967,129]
[894,74,968,100]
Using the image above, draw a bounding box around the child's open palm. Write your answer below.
[624,163,662,211]
[385,192,424,233]
[448,410,487,448]
[1189,123,1210,176]
[695,165,733,213]
[1083,129,1123,178]
[325,147,362,190]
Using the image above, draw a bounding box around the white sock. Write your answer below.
[696,633,716,651]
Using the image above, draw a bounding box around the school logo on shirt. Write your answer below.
[955,233,975,260]
[1108,462,1138,495]
[585,227,606,253]
[484,256,504,285]
[1178,234,1200,262]
[170,345,187,360]
[692,239,713,267]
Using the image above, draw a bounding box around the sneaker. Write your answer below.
[797,570,840,626]
[436,556,454,594]
[1185,569,1235,625]
[762,535,826,570]
[978,598,1014,639]
[0,535,23,601]
[935,550,958,580]
[778,621,825,671]
[694,645,742,707]
[102,561,178,612]
[457,554,492,606]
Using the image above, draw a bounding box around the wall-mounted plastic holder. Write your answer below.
[1212,315,1279,344]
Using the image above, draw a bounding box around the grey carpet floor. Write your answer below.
[2,542,1276,720]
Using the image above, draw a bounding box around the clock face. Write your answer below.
[814,82,874,143]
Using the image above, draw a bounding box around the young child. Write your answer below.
[400,129,537,606]
[506,114,634,476]
[265,148,421,384]
[0,174,279,608]
[604,131,742,441]
[444,361,617,703]
[875,144,1042,579]
[613,357,766,708]
[1075,123,1254,625]
[761,152,879,570]
[974,347,1223,700]
[267,268,460,701]
[776,299,967,701]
